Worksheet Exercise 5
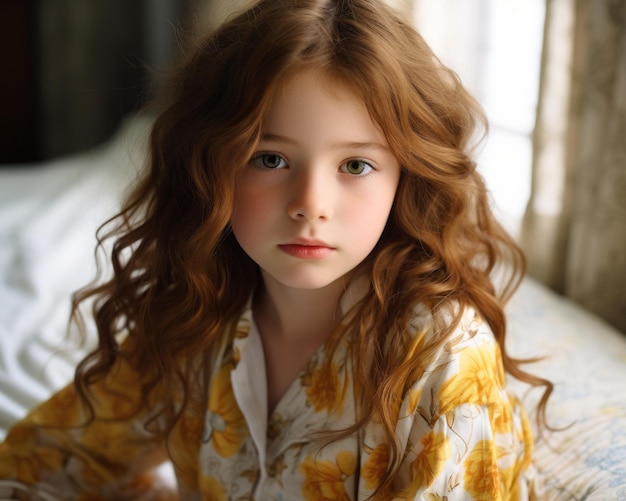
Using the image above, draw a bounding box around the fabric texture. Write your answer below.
[0,303,534,500]
[506,278,626,500]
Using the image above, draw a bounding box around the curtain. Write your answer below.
[522,0,626,333]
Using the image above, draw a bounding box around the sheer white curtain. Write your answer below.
[412,0,546,240]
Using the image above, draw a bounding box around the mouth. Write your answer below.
[286,238,333,247]
[278,239,335,259]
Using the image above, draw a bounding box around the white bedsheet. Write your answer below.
[1,116,625,499]
[0,117,148,435]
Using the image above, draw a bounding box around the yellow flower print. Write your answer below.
[361,443,389,490]
[404,431,450,493]
[300,450,356,501]
[498,463,522,501]
[0,426,64,484]
[205,363,248,457]
[506,393,534,465]
[304,359,343,413]
[437,344,503,415]
[407,387,422,415]
[520,408,534,471]
[79,419,165,485]
[489,399,513,436]
[29,384,83,427]
[463,440,501,500]
[200,474,228,501]
[87,355,164,422]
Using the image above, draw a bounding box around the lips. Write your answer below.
[278,238,335,259]
[287,238,333,247]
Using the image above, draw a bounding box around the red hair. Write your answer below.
[71,0,552,494]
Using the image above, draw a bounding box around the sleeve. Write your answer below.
[0,345,178,501]
[359,310,535,500]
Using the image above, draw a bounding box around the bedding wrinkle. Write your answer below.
[0,118,150,441]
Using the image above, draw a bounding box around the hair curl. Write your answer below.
[71,0,552,494]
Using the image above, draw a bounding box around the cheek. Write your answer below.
[342,197,394,246]
[231,184,276,243]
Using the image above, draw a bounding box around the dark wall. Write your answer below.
[0,0,195,164]
[0,0,41,163]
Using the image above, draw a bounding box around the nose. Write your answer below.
[287,168,334,222]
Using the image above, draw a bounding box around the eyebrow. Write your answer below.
[260,133,391,153]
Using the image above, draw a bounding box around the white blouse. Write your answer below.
[0,304,535,500]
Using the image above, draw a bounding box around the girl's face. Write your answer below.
[231,71,401,291]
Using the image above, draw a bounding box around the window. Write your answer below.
[413,0,546,238]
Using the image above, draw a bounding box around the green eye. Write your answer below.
[254,153,287,169]
[341,159,373,175]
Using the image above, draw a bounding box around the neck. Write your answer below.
[253,274,348,344]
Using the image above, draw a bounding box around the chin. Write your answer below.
[281,278,341,291]
[268,270,348,291]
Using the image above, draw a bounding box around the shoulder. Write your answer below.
[402,304,505,417]
[386,306,533,497]
[409,302,499,367]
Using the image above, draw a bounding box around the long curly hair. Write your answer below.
[72,0,552,492]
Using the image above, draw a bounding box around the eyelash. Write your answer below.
[251,153,376,177]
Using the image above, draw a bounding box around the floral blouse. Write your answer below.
[0,303,535,500]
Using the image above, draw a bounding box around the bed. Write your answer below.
[1,116,625,499]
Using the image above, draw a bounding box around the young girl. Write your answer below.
[0,0,552,499]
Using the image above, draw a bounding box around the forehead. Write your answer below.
[261,70,389,146]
